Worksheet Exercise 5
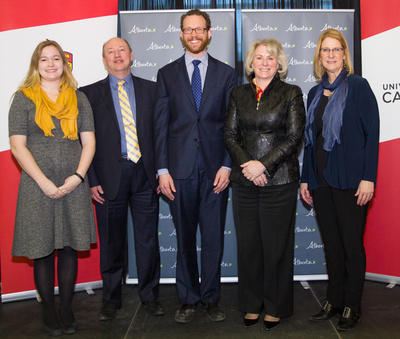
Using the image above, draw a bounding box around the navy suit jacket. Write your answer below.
[301,74,379,190]
[154,54,235,180]
[80,75,157,200]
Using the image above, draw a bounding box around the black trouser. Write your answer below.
[95,159,160,307]
[232,182,297,318]
[312,185,368,313]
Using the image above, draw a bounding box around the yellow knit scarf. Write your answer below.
[22,83,78,140]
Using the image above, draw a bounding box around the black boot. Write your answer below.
[336,306,360,331]
[310,300,341,321]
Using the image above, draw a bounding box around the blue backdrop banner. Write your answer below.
[121,9,354,283]
[120,9,238,282]
[241,9,354,278]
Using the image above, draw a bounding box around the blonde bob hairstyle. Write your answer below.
[18,40,78,92]
[313,28,354,81]
[245,38,288,80]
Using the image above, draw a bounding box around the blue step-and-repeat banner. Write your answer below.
[120,9,354,282]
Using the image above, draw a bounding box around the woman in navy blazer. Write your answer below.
[300,29,379,331]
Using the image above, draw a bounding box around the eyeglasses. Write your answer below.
[182,27,208,35]
[320,47,344,54]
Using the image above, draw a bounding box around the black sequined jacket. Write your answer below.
[224,74,306,186]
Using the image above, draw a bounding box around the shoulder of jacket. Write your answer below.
[347,73,368,87]
[133,75,156,87]
[232,83,251,95]
[79,77,108,92]
[208,54,235,72]
[159,57,182,72]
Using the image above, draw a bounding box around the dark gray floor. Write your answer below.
[1,281,399,338]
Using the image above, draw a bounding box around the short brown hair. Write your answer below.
[180,9,211,31]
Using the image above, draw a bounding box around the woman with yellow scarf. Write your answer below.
[9,40,96,336]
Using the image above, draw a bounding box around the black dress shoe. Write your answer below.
[59,309,78,334]
[142,301,165,316]
[62,321,78,335]
[43,308,63,337]
[310,300,341,321]
[263,319,280,330]
[205,303,225,322]
[99,302,118,321]
[43,324,63,337]
[175,304,196,324]
[243,315,259,327]
[336,306,360,331]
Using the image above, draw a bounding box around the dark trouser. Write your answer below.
[95,159,160,307]
[312,185,368,313]
[170,153,228,305]
[232,182,297,318]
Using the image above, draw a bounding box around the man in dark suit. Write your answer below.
[154,9,235,323]
[80,37,162,321]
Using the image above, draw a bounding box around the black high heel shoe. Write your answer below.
[243,314,259,327]
[263,319,280,330]
[263,315,280,331]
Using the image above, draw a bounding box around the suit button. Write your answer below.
[194,138,198,142]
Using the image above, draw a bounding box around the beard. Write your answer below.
[181,35,211,55]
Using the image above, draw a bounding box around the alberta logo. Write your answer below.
[303,40,317,48]
[250,23,277,32]
[287,57,313,66]
[304,74,317,83]
[320,24,347,32]
[64,52,72,71]
[286,24,312,32]
[146,42,174,51]
[128,25,156,34]
[306,241,323,250]
[294,258,316,265]
[164,24,180,33]
[282,42,296,48]
[295,226,317,233]
[211,25,228,31]
[131,59,157,68]
[221,261,233,268]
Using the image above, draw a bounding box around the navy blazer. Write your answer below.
[80,75,157,200]
[153,54,235,180]
[301,74,379,190]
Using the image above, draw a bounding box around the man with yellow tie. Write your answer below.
[80,37,162,321]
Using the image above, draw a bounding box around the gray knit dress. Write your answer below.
[9,90,97,259]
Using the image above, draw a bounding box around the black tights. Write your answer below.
[33,246,77,326]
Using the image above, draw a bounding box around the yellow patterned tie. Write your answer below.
[118,80,141,162]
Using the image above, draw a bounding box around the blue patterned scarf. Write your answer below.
[305,69,348,151]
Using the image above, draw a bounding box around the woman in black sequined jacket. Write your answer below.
[224,38,305,329]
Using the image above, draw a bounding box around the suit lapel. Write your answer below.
[201,55,217,112]
[102,76,121,136]
[131,75,144,144]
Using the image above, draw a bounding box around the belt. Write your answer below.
[121,155,142,165]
